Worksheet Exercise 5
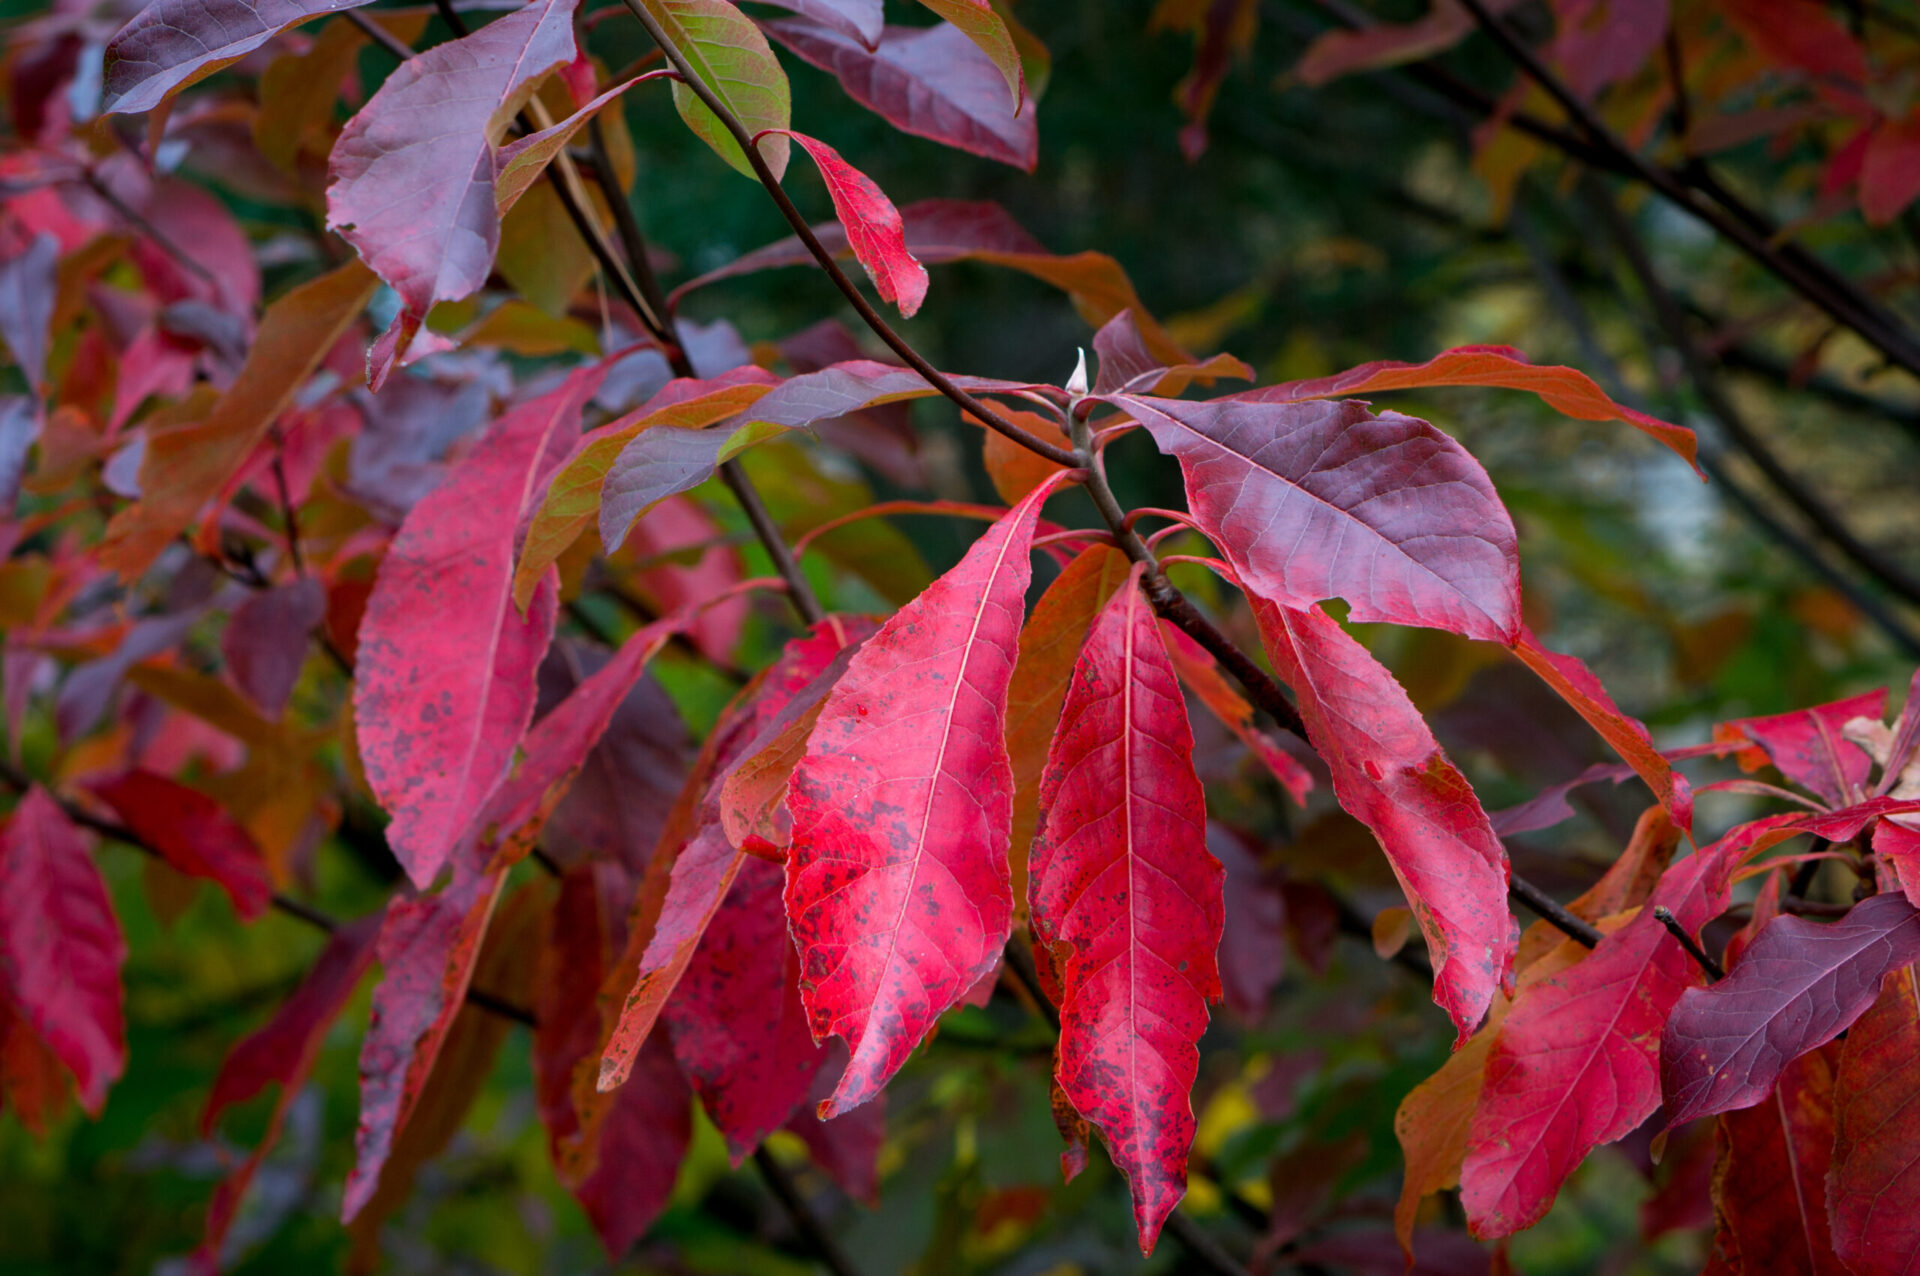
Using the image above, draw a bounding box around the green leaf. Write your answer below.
[642,0,791,180]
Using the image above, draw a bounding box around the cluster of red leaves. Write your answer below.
[2,0,1918,1272]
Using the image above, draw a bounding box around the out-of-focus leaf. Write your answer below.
[1162,620,1313,806]
[102,0,381,115]
[87,770,272,921]
[221,578,326,721]
[638,0,790,180]
[0,233,58,394]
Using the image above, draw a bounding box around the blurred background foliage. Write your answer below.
[4,0,1919,1272]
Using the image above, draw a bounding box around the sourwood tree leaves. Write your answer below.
[8,0,1920,1271]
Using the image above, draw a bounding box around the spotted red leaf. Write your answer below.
[1830,966,1920,1275]
[200,919,379,1267]
[1117,394,1520,642]
[1717,689,1885,808]
[354,368,603,889]
[342,868,508,1221]
[87,770,272,921]
[773,131,928,317]
[0,787,124,1113]
[786,472,1073,1116]
[1661,893,1920,1127]
[1460,835,1739,1237]
[1028,570,1222,1254]
[102,0,380,115]
[1250,599,1513,1040]
[763,19,1038,170]
[1712,1044,1849,1276]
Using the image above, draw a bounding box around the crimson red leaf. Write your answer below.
[1029,570,1222,1254]
[1830,966,1920,1275]
[87,770,272,921]
[199,919,379,1266]
[775,131,928,317]
[666,854,826,1160]
[102,0,379,115]
[576,1032,692,1258]
[1461,835,1738,1237]
[354,368,603,889]
[221,578,326,720]
[534,862,626,1164]
[1118,394,1520,642]
[1712,1045,1848,1276]
[763,19,1038,170]
[1718,689,1885,808]
[0,787,124,1112]
[342,868,508,1221]
[1161,620,1313,806]
[326,0,579,379]
[1661,892,1920,1126]
[1251,599,1514,1039]
[786,472,1073,1116]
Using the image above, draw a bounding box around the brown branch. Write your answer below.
[1509,874,1603,948]
[751,1146,867,1276]
[342,8,417,61]
[1651,906,1726,981]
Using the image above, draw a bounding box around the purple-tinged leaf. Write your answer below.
[786,473,1073,1116]
[221,577,326,720]
[102,0,380,115]
[0,397,37,515]
[1117,394,1520,642]
[1090,309,1250,396]
[1717,689,1885,807]
[1660,893,1920,1126]
[87,770,272,921]
[912,0,1024,106]
[0,233,58,393]
[1029,570,1221,1254]
[355,368,604,889]
[755,0,883,47]
[763,20,1038,170]
[0,787,124,1112]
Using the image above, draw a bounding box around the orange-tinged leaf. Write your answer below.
[978,408,1070,504]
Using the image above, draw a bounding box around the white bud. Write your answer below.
[1066,347,1089,398]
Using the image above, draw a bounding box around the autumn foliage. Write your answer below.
[4,0,1920,1272]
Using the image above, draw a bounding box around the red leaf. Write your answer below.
[1862,114,1920,226]
[576,1032,692,1258]
[534,862,626,1165]
[342,868,508,1221]
[1510,627,1691,831]
[786,472,1073,1116]
[1161,620,1313,806]
[1712,1045,1848,1276]
[1091,309,1251,396]
[787,1067,887,1203]
[1830,966,1920,1275]
[0,787,125,1112]
[1029,570,1222,1254]
[200,919,378,1266]
[1722,0,1867,83]
[595,618,872,1091]
[1235,344,1699,472]
[87,770,273,921]
[1718,688,1884,808]
[666,854,826,1160]
[776,131,928,317]
[1210,824,1289,1023]
[102,0,379,115]
[1460,836,1737,1237]
[325,0,579,378]
[1661,893,1920,1126]
[1251,600,1514,1039]
[763,19,1038,170]
[221,578,326,720]
[1119,394,1521,642]
[1155,0,1258,160]
[354,368,603,889]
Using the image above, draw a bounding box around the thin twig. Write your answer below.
[82,171,218,286]
[1509,874,1603,948]
[1651,906,1726,981]
[751,1145,867,1276]
[342,8,417,61]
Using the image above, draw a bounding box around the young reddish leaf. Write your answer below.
[342,868,508,1222]
[101,0,380,115]
[355,369,603,889]
[1712,1044,1848,1276]
[99,260,377,580]
[516,366,779,609]
[1161,620,1313,806]
[326,0,579,384]
[1251,600,1514,1039]
[773,131,928,318]
[1830,966,1920,1274]
[0,787,124,1113]
[221,578,326,721]
[1091,309,1251,395]
[87,770,272,920]
[1461,835,1739,1237]
[756,0,883,47]
[639,0,791,180]
[1005,544,1131,905]
[786,472,1073,1117]
[1119,394,1521,643]
[1510,627,1691,832]
[665,855,827,1159]
[1153,0,1258,160]
[1028,569,1222,1254]
[200,919,379,1267]
[1236,344,1699,472]
[576,1032,692,1257]
[912,0,1024,106]
[1660,893,1920,1127]
[595,618,872,1092]
[763,20,1038,170]
[1717,689,1885,808]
